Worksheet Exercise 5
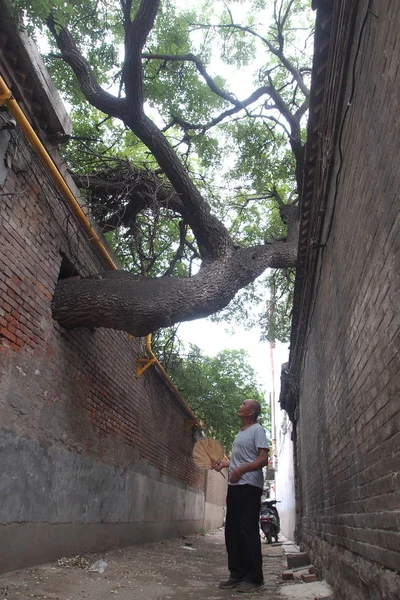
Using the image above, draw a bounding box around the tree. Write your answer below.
[168,346,268,449]
[13,0,313,338]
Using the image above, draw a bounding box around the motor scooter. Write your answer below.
[259,500,280,544]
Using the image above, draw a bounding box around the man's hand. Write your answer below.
[212,458,230,472]
[229,466,245,484]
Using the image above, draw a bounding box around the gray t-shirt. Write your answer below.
[229,423,269,489]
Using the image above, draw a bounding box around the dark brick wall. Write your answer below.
[0,117,207,570]
[295,1,400,598]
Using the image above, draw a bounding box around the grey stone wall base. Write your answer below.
[0,430,205,573]
[305,536,400,600]
[0,520,203,573]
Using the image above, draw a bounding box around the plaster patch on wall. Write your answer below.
[0,430,204,526]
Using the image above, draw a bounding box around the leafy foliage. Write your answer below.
[13,0,314,342]
[168,346,269,449]
[261,268,295,343]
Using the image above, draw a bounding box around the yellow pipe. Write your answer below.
[0,75,202,429]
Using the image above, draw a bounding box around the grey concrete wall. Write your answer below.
[202,468,227,532]
[203,502,224,532]
[0,430,204,571]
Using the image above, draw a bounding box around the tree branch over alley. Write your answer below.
[22,0,312,336]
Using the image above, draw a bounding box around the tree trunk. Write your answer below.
[52,242,297,336]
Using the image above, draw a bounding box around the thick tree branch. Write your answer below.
[120,112,234,260]
[278,204,299,244]
[52,241,297,336]
[124,0,160,113]
[120,0,133,24]
[46,17,127,119]
[49,1,234,262]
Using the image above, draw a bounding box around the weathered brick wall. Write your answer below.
[296,1,400,598]
[0,118,207,571]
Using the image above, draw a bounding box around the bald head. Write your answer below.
[238,399,262,422]
[248,400,261,419]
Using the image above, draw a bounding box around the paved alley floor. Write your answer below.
[0,530,335,600]
[0,529,289,600]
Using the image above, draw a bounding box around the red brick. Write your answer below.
[0,327,17,344]
[301,574,317,583]
[0,128,206,503]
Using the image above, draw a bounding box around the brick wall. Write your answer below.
[0,110,209,570]
[291,1,400,598]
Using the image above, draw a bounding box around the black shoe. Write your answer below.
[219,577,245,589]
[236,580,265,593]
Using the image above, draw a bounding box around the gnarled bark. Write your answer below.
[52,242,298,336]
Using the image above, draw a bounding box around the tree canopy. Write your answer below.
[168,345,268,449]
[13,0,314,340]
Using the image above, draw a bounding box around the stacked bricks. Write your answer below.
[0,125,205,491]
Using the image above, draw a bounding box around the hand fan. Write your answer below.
[193,438,226,474]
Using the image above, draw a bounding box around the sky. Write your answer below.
[178,318,289,397]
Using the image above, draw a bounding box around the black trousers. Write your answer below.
[225,484,263,584]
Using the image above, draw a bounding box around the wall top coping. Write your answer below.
[0,0,72,141]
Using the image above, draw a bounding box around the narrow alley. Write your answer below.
[0,530,334,600]
[1,1,398,598]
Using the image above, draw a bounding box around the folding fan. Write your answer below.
[193,438,226,475]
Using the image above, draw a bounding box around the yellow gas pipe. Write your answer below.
[0,74,201,430]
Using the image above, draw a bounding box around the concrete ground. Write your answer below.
[0,530,334,600]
